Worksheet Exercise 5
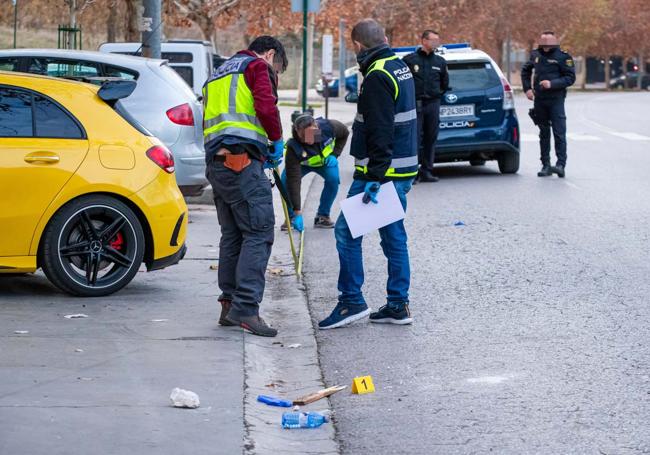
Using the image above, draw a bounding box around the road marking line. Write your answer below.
[567,133,601,141]
[610,132,650,141]
[564,181,581,190]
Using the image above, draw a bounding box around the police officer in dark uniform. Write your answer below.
[521,31,576,178]
[403,29,449,182]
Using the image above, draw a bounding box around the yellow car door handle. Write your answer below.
[24,152,60,164]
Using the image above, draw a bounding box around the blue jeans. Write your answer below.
[335,178,413,306]
[281,164,340,217]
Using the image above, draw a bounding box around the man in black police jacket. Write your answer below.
[521,31,576,178]
[403,29,449,182]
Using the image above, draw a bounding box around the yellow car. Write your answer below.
[0,71,188,296]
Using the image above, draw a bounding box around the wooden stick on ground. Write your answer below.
[292,385,347,406]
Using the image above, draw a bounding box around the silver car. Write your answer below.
[0,49,207,196]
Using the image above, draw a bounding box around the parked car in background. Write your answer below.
[315,66,359,97]
[0,71,187,296]
[609,71,650,90]
[0,49,208,195]
[99,40,214,98]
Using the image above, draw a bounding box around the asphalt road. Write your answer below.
[303,92,650,454]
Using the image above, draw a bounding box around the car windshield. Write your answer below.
[447,61,500,91]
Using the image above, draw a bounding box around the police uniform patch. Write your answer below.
[414,64,419,72]
[535,57,539,64]
[566,59,574,67]
[302,151,308,158]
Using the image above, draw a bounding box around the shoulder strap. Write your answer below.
[367,56,400,100]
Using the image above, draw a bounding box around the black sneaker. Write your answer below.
[537,165,552,177]
[218,298,235,326]
[318,303,370,329]
[552,164,566,178]
[226,313,278,337]
[369,304,413,325]
[314,215,335,229]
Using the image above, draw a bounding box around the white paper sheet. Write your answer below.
[339,181,406,239]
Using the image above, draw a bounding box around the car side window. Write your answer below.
[0,57,20,72]
[104,65,138,80]
[28,57,100,78]
[171,66,193,88]
[0,87,34,137]
[33,94,83,139]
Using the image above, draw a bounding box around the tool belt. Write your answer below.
[214,148,251,172]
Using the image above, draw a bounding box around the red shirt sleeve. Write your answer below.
[244,58,283,142]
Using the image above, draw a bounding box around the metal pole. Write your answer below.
[142,0,161,58]
[506,29,512,82]
[339,19,345,99]
[13,0,18,49]
[301,0,308,112]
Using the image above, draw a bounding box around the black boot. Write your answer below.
[419,168,439,182]
[537,165,552,177]
[552,164,566,178]
[226,313,278,337]
[218,298,235,326]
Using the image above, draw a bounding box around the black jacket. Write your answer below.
[521,47,576,99]
[403,48,449,100]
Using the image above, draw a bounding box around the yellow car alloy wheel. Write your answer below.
[40,195,146,297]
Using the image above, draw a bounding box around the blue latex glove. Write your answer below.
[363,182,380,204]
[292,214,304,232]
[264,139,284,169]
[324,155,337,167]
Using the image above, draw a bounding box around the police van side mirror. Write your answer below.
[345,92,359,103]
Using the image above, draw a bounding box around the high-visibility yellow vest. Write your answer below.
[203,54,268,150]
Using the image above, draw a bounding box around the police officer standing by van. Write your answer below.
[318,19,418,329]
[203,36,288,337]
[521,31,576,178]
[403,29,449,182]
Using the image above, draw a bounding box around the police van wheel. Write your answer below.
[498,151,520,174]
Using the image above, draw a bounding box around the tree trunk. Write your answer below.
[125,0,142,42]
[107,0,117,42]
[638,51,644,90]
[604,57,611,91]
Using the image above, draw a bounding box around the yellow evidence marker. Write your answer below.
[351,376,375,395]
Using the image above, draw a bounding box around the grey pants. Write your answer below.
[206,159,275,317]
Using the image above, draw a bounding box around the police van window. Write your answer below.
[0,57,20,72]
[104,65,139,80]
[171,66,194,87]
[34,94,83,139]
[28,58,100,78]
[447,61,500,91]
[0,88,33,137]
[162,52,193,63]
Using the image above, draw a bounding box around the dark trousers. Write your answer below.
[416,98,441,172]
[535,97,567,167]
[206,159,275,317]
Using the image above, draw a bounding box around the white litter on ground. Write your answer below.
[75,349,84,353]
[287,343,302,349]
[14,330,29,334]
[151,319,169,322]
[64,314,88,319]
[170,388,200,409]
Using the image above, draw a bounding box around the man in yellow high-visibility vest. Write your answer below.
[203,36,288,337]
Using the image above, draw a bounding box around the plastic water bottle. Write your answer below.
[281,411,328,429]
